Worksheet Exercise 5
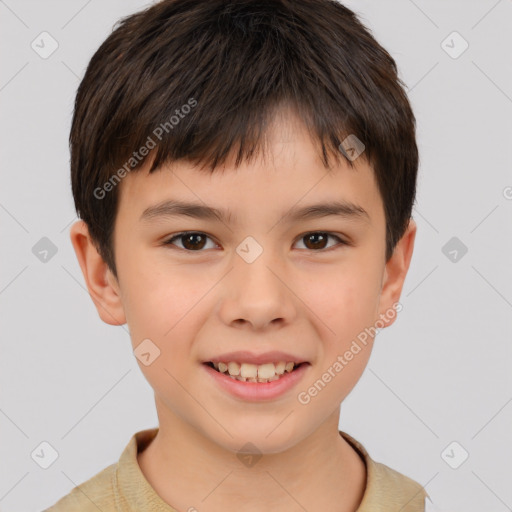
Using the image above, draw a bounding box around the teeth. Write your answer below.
[257,363,276,379]
[275,362,286,375]
[210,360,300,383]
[227,361,240,376]
[240,363,258,378]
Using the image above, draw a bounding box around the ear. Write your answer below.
[69,220,126,326]
[377,218,417,328]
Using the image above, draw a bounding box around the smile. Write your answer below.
[206,361,303,383]
[202,360,310,401]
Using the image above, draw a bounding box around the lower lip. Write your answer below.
[202,363,310,402]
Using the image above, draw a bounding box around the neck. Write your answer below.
[138,403,366,512]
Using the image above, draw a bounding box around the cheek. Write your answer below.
[127,278,199,404]
[120,259,205,343]
[123,264,212,383]
[296,276,377,409]
[301,261,382,344]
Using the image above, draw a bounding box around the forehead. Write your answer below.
[115,111,384,228]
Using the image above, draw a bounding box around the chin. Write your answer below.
[206,420,303,456]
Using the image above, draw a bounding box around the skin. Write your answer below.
[70,106,416,512]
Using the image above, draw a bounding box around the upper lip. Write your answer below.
[204,350,310,365]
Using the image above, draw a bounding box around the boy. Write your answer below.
[46,0,433,510]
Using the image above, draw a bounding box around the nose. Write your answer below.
[217,245,298,331]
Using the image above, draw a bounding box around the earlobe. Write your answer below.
[377,218,417,328]
[69,220,126,326]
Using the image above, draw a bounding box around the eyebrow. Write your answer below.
[140,199,370,225]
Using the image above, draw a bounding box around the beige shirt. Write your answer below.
[44,428,429,511]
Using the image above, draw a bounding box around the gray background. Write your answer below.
[1,1,511,511]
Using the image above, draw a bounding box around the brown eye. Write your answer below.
[164,232,216,251]
[163,231,347,253]
[295,232,346,251]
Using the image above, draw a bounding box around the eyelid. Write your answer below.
[163,231,220,251]
[294,232,349,252]
[162,230,350,252]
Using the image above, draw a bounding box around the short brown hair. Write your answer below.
[70,0,418,280]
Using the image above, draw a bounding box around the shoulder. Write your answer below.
[371,459,429,509]
[43,462,118,511]
[339,430,428,512]
[43,428,159,511]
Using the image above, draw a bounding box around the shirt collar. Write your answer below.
[115,428,426,511]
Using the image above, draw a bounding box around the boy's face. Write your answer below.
[71,108,416,453]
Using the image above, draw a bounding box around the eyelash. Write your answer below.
[162,231,349,253]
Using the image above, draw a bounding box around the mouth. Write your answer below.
[203,361,309,384]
